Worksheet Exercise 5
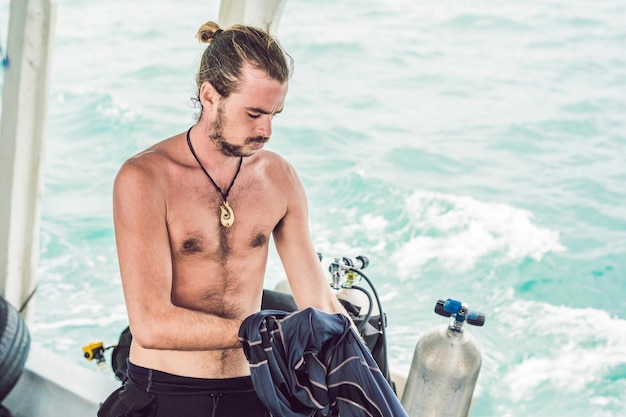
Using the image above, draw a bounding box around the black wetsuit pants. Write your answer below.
[98,361,270,417]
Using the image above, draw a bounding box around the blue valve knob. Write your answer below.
[435,298,485,328]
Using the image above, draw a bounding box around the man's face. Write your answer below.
[209,64,288,157]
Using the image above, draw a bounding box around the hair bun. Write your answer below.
[196,21,222,44]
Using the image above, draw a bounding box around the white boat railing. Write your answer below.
[218,0,287,35]
[0,0,57,324]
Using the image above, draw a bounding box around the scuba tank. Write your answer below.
[332,256,380,317]
[328,256,393,389]
[401,298,485,417]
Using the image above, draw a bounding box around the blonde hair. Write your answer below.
[194,21,293,104]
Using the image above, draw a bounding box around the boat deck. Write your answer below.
[4,343,120,417]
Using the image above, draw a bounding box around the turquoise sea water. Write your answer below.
[2,0,626,415]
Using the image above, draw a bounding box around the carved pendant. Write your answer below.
[220,200,234,227]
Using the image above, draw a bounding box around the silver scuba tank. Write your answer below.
[401,298,485,417]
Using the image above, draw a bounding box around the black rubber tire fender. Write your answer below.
[0,296,31,403]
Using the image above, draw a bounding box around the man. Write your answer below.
[98,21,347,417]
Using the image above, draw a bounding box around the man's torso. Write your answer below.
[127,132,293,378]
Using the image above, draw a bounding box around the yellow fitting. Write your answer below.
[82,341,105,361]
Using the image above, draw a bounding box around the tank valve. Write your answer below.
[328,255,369,290]
[435,298,485,332]
[82,341,114,371]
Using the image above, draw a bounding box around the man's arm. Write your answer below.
[113,157,241,351]
[272,163,346,315]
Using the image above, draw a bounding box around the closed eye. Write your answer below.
[246,106,284,119]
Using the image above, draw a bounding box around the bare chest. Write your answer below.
[167,176,284,257]
[163,175,285,315]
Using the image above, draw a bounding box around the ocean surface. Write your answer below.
[1,0,625,415]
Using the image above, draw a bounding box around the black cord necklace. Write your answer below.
[186,127,243,227]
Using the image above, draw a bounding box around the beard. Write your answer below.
[210,104,269,157]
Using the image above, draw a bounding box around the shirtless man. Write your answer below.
[98,21,347,417]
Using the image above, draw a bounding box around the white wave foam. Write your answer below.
[314,212,389,257]
[393,191,565,276]
[499,299,626,402]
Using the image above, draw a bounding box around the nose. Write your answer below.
[257,115,272,138]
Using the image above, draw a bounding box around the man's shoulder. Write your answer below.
[115,134,184,190]
[251,151,304,197]
[255,149,294,171]
[121,134,183,172]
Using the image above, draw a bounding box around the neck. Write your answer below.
[188,128,243,192]
[189,124,239,168]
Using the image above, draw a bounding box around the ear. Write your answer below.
[199,81,220,110]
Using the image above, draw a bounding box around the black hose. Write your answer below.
[348,285,373,332]
[348,268,388,366]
